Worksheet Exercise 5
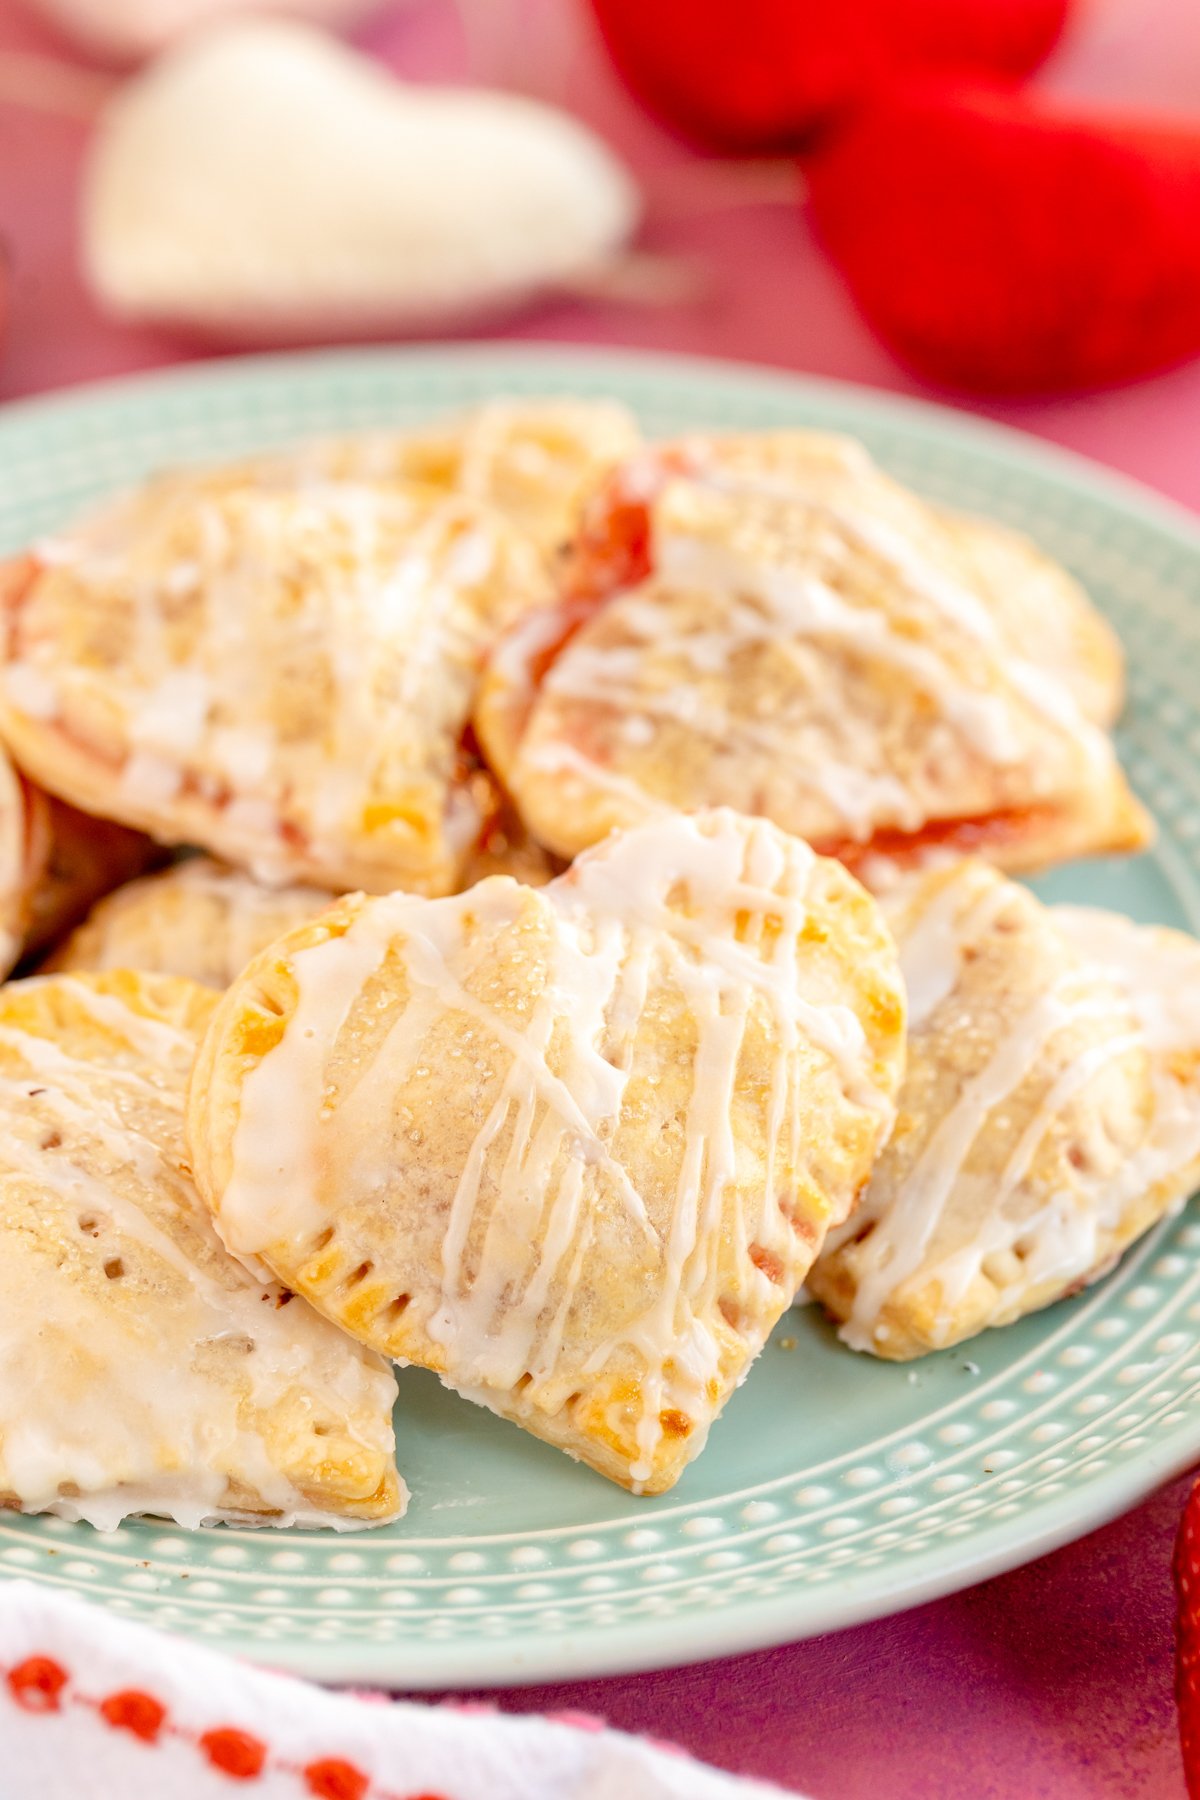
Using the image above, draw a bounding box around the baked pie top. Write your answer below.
[49,820,557,991]
[187,809,905,1493]
[809,860,1200,1358]
[476,431,1144,880]
[0,475,550,895]
[46,856,336,990]
[0,969,403,1528]
[285,398,644,562]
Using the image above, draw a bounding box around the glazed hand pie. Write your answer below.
[45,857,337,990]
[285,399,643,563]
[0,970,403,1529]
[187,809,906,1494]
[934,509,1124,729]
[48,827,557,990]
[808,860,1200,1359]
[0,754,155,980]
[476,431,1146,881]
[0,477,550,894]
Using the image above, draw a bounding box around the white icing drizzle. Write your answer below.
[217,810,897,1488]
[0,977,401,1531]
[509,437,1117,851]
[884,864,1013,1030]
[8,479,544,886]
[826,875,1200,1355]
[1052,906,1200,1055]
[838,975,1112,1350]
[61,858,335,991]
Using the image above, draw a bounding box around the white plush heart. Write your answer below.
[82,20,640,337]
[29,0,386,63]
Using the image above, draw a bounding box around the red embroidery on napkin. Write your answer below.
[99,1688,167,1742]
[7,1656,67,1713]
[200,1726,268,1779]
[303,1759,370,1800]
[0,1649,653,1800]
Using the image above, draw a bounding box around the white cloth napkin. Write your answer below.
[0,1581,796,1799]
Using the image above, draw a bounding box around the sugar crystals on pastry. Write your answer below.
[0,739,156,980]
[476,431,1147,882]
[49,819,557,990]
[0,475,551,896]
[45,856,338,990]
[0,970,403,1529]
[808,860,1200,1359]
[187,808,906,1494]
[289,398,644,564]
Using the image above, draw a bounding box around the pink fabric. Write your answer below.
[0,0,1197,1792]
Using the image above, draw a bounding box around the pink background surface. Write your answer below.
[0,0,1198,1791]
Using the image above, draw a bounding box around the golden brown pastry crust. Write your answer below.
[476,432,1147,881]
[187,809,905,1494]
[282,398,644,564]
[0,475,550,895]
[45,856,337,989]
[809,861,1200,1359]
[0,969,402,1528]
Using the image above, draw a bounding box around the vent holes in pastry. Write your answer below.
[77,1214,103,1237]
[981,1248,1026,1287]
[719,1296,743,1330]
[346,1261,373,1288]
[312,1423,331,1438]
[514,1372,534,1394]
[749,1244,786,1284]
[385,1293,410,1320]
[40,1129,62,1151]
[659,1409,693,1440]
[1068,1144,1092,1171]
[255,991,286,1018]
[103,1257,125,1280]
[313,1227,335,1252]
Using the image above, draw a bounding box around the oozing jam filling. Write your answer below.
[507,456,1060,872]
[824,807,1060,878]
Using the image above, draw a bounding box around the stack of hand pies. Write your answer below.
[0,397,1192,1533]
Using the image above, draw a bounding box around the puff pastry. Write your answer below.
[0,478,550,894]
[476,431,1146,880]
[808,860,1200,1359]
[0,970,403,1529]
[187,809,906,1494]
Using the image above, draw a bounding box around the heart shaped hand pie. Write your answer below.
[476,432,1146,882]
[46,857,337,991]
[278,400,644,566]
[49,823,555,992]
[0,755,155,980]
[0,970,402,1530]
[188,809,906,1493]
[83,21,639,338]
[809,860,1200,1358]
[0,473,549,896]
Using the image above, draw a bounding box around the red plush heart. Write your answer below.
[807,82,1200,395]
[587,0,1069,152]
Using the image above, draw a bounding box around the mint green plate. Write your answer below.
[1,346,1199,1688]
